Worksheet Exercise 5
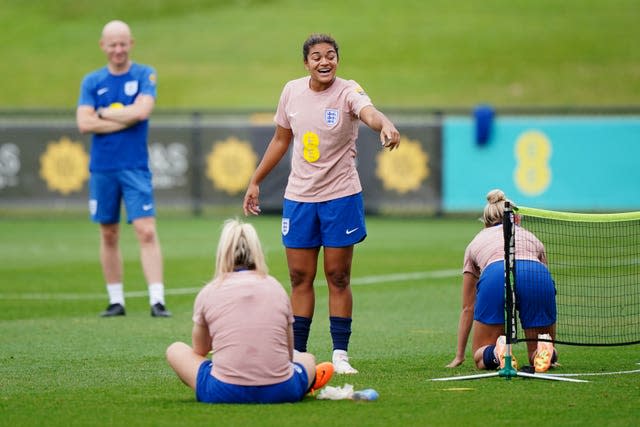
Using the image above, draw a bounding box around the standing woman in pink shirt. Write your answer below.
[166,219,332,403]
[243,33,400,374]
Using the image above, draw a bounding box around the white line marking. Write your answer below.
[0,269,460,301]
[545,368,640,377]
[433,364,640,382]
[351,269,459,285]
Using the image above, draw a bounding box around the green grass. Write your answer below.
[1,0,639,109]
[1,214,639,426]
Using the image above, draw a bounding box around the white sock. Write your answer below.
[333,349,349,362]
[148,283,165,306]
[106,283,124,306]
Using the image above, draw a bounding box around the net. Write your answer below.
[512,206,640,346]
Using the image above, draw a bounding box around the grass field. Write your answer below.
[2,1,639,424]
[2,0,639,108]
[1,214,639,426]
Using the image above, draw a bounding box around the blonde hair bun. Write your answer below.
[486,189,506,205]
[482,189,512,227]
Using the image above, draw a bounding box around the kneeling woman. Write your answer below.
[166,219,332,403]
[446,189,558,373]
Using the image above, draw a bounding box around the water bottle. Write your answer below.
[352,388,379,401]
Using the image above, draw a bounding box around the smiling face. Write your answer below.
[304,42,339,92]
[100,20,134,74]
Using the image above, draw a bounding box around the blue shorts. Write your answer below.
[474,260,557,329]
[89,169,155,224]
[282,193,367,248]
[195,360,309,404]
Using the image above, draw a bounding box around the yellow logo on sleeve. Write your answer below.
[354,86,367,96]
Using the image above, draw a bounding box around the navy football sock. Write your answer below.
[483,345,500,369]
[293,315,312,352]
[329,316,352,351]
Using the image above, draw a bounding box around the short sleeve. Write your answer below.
[139,66,157,98]
[192,287,207,325]
[274,82,291,129]
[345,80,373,117]
[77,74,96,107]
[462,242,480,278]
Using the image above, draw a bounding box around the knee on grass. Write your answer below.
[474,345,499,370]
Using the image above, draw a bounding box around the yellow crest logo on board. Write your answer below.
[376,137,429,194]
[206,137,258,195]
[39,137,89,195]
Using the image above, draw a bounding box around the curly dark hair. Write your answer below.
[302,33,339,61]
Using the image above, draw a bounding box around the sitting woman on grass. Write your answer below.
[166,218,332,403]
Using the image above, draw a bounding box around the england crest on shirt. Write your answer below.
[324,108,339,128]
[282,218,290,236]
[124,80,139,96]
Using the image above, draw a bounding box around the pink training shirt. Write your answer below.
[192,271,294,386]
[463,225,548,278]
[274,76,374,202]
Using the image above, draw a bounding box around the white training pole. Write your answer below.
[431,372,500,381]
[515,371,588,382]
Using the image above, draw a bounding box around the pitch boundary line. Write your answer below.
[0,268,460,301]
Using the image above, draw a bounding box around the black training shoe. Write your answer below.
[100,303,125,317]
[151,303,172,317]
